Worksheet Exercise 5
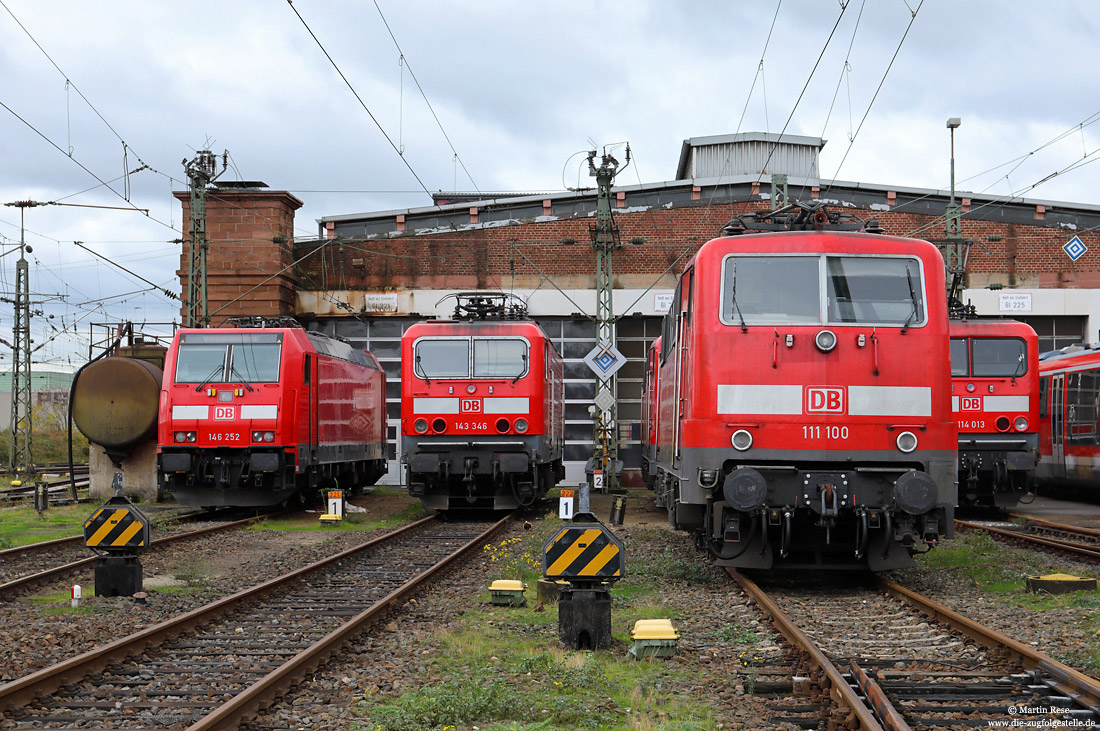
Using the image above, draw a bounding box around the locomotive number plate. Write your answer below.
[455,422,489,431]
[207,431,245,443]
[957,420,986,430]
[801,425,850,440]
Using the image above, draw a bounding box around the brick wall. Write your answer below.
[174,188,303,325]
[292,201,1100,292]
[177,191,1099,305]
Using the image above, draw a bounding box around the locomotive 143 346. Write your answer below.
[401,293,564,511]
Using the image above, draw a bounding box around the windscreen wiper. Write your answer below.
[194,363,226,392]
[231,364,256,392]
[901,264,919,334]
[731,261,747,333]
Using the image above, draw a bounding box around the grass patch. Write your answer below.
[0,503,92,547]
[171,558,211,587]
[153,584,206,596]
[717,621,767,644]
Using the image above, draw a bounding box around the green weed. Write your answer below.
[171,558,210,587]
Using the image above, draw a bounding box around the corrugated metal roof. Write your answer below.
[676,132,826,180]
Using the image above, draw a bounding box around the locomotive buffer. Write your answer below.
[83,478,151,597]
[542,513,624,649]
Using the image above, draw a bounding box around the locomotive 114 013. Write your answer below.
[644,203,957,570]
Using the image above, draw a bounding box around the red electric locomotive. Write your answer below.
[158,318,387,508]
[401,293,564,511]
[1037,344,1100,485]
[641,336,661,490]
[648,203,957,570]
[950,318,1040,507]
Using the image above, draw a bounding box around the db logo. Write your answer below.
[460,399,482,413]
[213,406,235,420]
[806,386,845,414]
[961,397,982,411]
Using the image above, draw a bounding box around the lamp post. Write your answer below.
[946,117,962,240]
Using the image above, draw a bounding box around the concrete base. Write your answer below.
[94,554,143,597]
[90,440,159,503]
[558,587,612,650]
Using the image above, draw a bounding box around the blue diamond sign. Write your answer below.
[584,342,627,379]
[1064,236,1088,262]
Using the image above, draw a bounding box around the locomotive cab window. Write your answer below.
[972,337,1027,377]
[720,254,926,327]
[174,332,283,384]
[950,338,969,376]
[414,337,529,379]
[721,256,820,325]
[473,339,527,378]
[414,339,469,379]
[826,257,924,325]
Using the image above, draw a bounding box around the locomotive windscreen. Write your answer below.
[174,332,283,384]
[414,337,528,379]
[720,254,925,327]
[952,337,1027,377]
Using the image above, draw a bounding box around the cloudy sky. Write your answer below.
[1,1,1098,367]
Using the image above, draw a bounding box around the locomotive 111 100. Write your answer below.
[644,203,957,570]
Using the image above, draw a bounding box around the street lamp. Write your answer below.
[946,117,962,239]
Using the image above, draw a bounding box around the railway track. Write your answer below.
[0,512,268,600]
[957,516,1100,561]
[731,570,1100,730]
[0,514,506,730]
[0,471,91,503]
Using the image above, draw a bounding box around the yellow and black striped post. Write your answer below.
[542,524,624,582]
[542,517,624,650]
[83,495,150,597]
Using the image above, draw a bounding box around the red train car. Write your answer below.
[401,293,564,511]
[950,318,1040,507]
[648,204,957,570]
[1037,345,1100,484]
[641,336,661,490]
[158,320,387,507]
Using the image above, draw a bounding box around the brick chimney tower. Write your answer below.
[174,182,303,325]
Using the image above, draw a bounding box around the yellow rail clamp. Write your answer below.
[628,618,679,659]
[489,579,526,606]
[542,521,624,582]
[1026,573,1097,594]
[83,495,150,550]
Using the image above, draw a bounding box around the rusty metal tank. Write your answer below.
[72,356,163,460]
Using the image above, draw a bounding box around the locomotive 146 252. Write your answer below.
[158,318,387,508]
[401,293,564,511]
[645,203,957,570]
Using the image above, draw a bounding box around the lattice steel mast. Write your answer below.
[588,146,630,492]
[4,201,43,475]
[183,150,226,328]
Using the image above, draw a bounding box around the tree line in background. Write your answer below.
[0,403,89,466]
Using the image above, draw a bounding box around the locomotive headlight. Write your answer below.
[731,429,753,451]
[174,431,186,443]
[1014,416,1029,431]
[896,431,918,453]
[515,419,529,433]
[186,431,197,443]
[966,382,976,392]
[814,329,837,353]
[995,416,1011,432]
[467,384,476,394]
[252,431,262,442]
[263,431,275,442]
[414,419,429,434]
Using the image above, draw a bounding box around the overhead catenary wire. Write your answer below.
[822,0,923,194]
[735,0,782,135]
[370,0,481,195]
